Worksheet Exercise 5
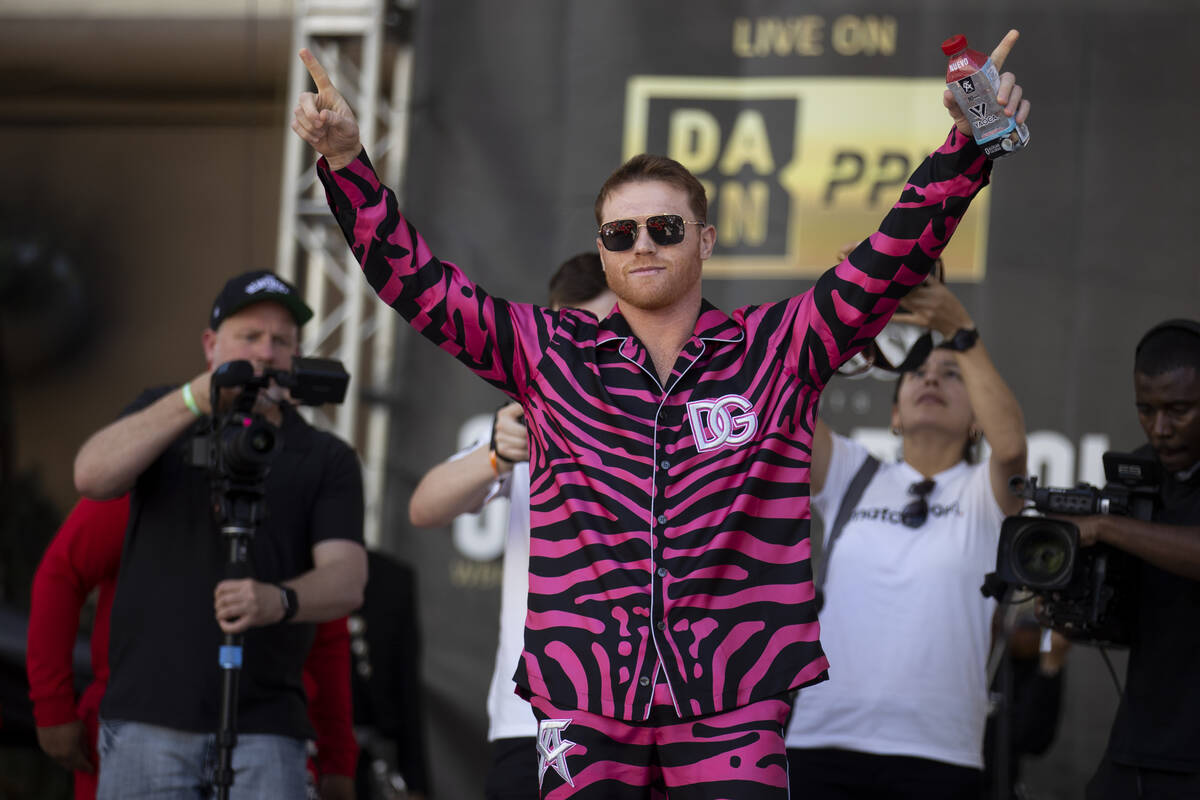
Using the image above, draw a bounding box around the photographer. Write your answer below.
[73,271,367,799]
[786,278,1028,798]
[1079,320,1200,799]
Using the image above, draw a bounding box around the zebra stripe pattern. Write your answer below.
[317,127,990,722]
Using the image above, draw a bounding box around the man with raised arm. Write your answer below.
[293,33,1029,797]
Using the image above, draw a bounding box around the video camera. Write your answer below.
[982,451,1160,646]
[190,357,349,491]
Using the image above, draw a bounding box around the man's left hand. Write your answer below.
[214,578,283,633]
[943,29,1030,139]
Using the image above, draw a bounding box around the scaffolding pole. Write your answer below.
[277,0,416,547]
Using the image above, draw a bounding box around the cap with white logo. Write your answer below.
[209,270,314,330]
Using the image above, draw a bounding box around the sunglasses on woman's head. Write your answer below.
[598,214,704,252]
[901,479,936,528]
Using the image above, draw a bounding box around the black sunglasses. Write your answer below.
[598,214,703,252]
[900,479,936,528]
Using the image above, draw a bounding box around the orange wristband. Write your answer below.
[489,449,501,476]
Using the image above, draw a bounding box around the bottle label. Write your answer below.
[945,56,1026,155]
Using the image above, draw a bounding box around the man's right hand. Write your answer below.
[188,367,289,425]
[292,48,362,171]
[185,370,214,416]
[37,720,95,774]
[183,369,247,417]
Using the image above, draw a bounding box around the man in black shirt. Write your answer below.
[74,271,367,799]
[1077,319,1200,799]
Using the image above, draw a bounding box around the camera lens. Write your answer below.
[248,428,274,454]
[1012,522,1075,588]
[219,417,279,475]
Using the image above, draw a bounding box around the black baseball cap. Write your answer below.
[209,270,314,330]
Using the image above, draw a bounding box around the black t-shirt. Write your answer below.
[100,386,364,739]
[1106,445,1200,771]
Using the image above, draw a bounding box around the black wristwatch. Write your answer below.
[277,584,299,622]
[944,327,980,352]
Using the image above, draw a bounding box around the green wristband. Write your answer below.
[181,382,202,418]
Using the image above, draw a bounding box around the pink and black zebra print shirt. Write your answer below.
[318,127,990,722]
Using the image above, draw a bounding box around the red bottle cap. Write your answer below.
[941,34,968,56]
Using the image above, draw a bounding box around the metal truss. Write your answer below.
[277,0,416,547]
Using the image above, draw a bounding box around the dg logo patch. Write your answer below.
[686,394,758,452]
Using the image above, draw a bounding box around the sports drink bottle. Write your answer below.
[942,34,1030,158]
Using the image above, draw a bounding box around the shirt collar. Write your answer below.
[596,299,744,347]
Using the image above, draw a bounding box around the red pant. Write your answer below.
[529,682,792,799]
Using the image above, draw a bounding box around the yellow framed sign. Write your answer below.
[623,76,989,281]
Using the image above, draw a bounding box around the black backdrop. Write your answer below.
[379,2,1200,797]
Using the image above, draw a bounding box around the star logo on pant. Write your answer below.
[536,717,577,789]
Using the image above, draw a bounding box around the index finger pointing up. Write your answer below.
[990,29,1020,71]
[299,48,333,91]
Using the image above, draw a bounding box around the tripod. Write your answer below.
[213,485,268,800]
[194,364,290,797]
